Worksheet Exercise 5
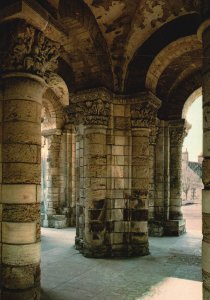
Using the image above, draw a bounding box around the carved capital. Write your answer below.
[169,120,191,147]
[64,104,78,127]
[70,89,111,126]
[131,102,158,128]
[0,20,60,77]
[76,99,111,126]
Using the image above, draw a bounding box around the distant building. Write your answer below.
[181,149,203,203]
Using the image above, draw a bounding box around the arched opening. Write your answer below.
[181,89,203,234]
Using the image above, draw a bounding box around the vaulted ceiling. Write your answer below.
[0,0,204,118]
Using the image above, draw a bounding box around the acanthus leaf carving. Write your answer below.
[169,121,190,146]
[131,102,158,128]
[0,21,60,76]
[76,99,111,126]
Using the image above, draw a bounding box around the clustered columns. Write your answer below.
[0,20,59,299]
[165,120,189,236]
[130,97,161,255]
[73,90,111,257]
[199,8,210,299]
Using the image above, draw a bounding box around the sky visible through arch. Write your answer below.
[182,96,202,162]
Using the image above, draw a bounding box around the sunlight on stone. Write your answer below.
[139,277,202,300]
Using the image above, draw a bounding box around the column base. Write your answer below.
[75,240,149,258]
[41,214,68,229]
[1,287,40,300]
[149,219,186,237]
[164,219,186,236]
[149,220,164,237]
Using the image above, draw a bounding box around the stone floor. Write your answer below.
[41,204,202,300]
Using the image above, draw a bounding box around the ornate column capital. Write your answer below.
[0,20,60,77]
[169,120,191,147]
[130,93,161,129]
[70,88,111,126]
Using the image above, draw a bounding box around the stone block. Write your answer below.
[3,122,40,145]
[2,222,36,244]
[2,287,40,300]
[112,146,124,156]
[85,133,106,144]
[2,163,41,184]
[2,264,40,289]
[203,190,210,213]
[112,166,124,178]
[1,184,37,204]
[3,77,43,103]
[110,209,123,221]
[4,100,41,123]
[110,233,123,244]
[114,156,125,165]
[164,219,186,236]
[148,220,164,237]
[3,144,39,163]
[114,117,130,130]
[203,159,210,187]
[113,105,125,117]
[115,136,128,146]
[130,221,147,233]
[114,178,125,189]
[132,166,149,179]
[2,243,41,266]
[114,221,129,232]
[203,241,210,273]
[130,232,148,244]
[2,203,40,223]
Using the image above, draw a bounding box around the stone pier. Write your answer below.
[0,20,59,299]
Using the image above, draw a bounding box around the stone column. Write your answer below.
[166,120,189,236]
[73,90,111,257]
[43,132,62,227]
[198,11,210,299]
[149,123,159,220]
[0,20,59,299]
[63,125,76,227]
[130,96,160,255]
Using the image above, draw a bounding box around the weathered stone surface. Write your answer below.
[1,184,38,204]
[2,287,40,300]
[2,264,40,289]
[2,222,36,244]
[2,203,40,223]
[2,243,41,266]
[2,163,41,184]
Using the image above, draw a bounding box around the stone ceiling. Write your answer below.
[0,0,203,117]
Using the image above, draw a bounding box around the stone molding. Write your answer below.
[0,20,60,77]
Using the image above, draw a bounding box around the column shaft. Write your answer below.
[166,120,189,236]
[131,128,150,255]
[0,75,44,300]
[202,23,210,300]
